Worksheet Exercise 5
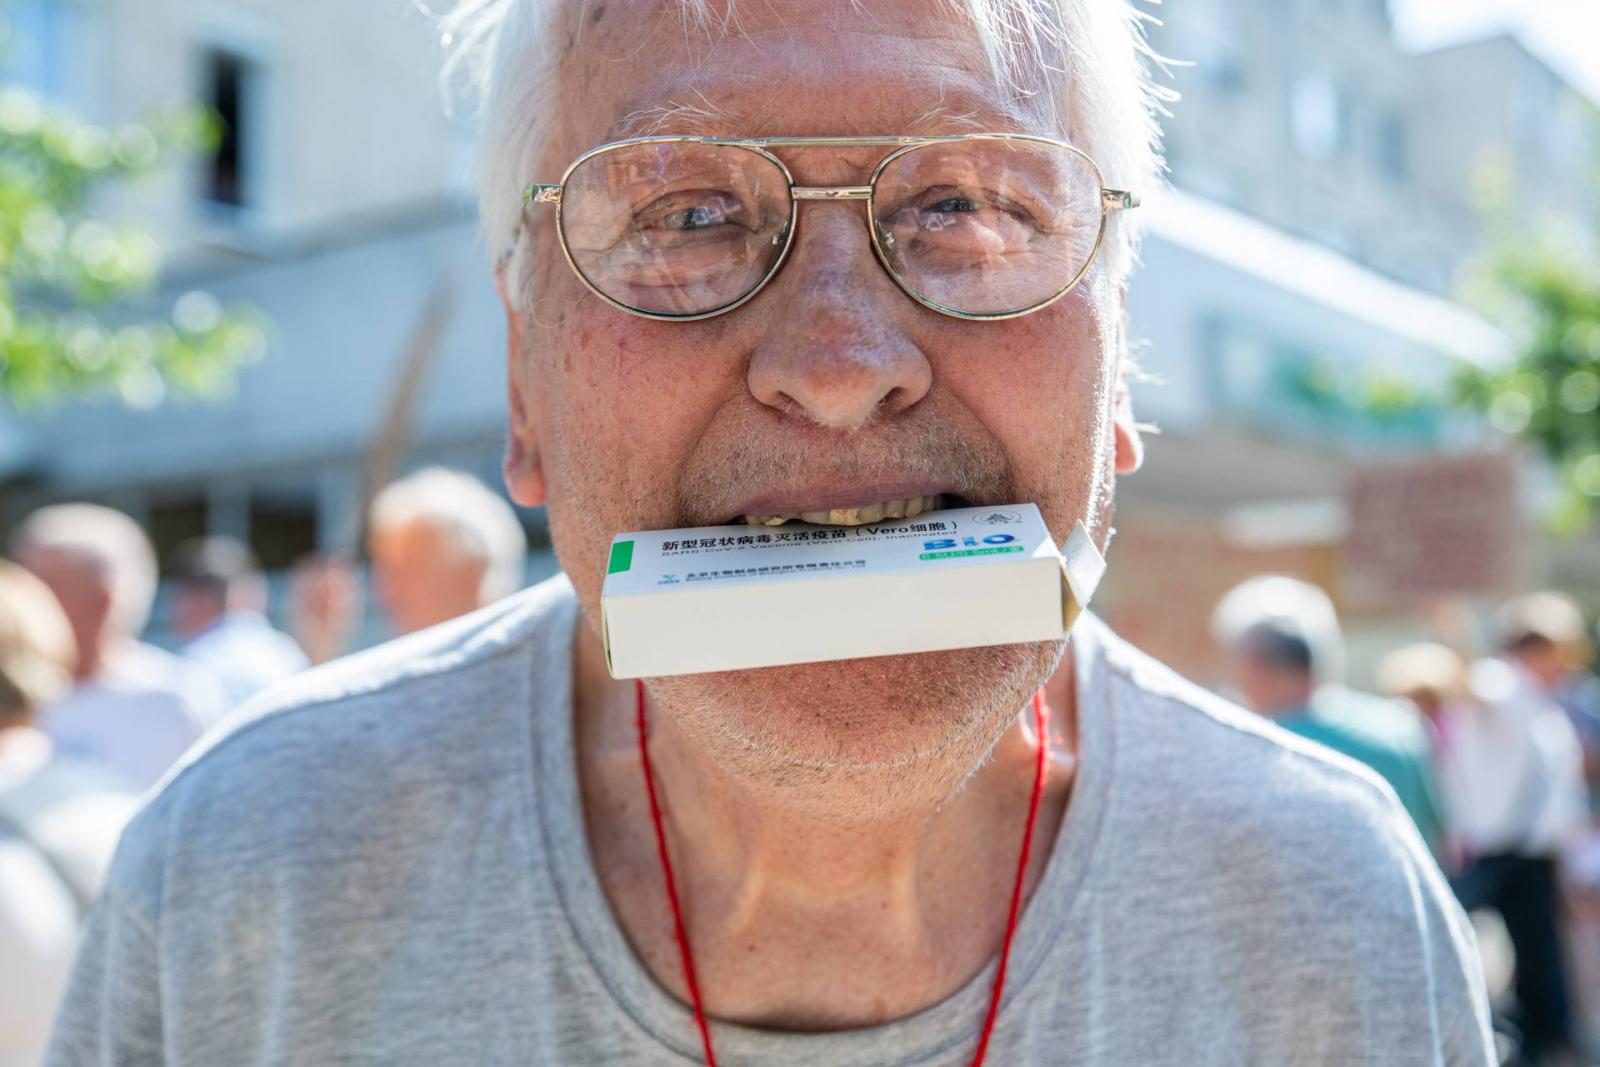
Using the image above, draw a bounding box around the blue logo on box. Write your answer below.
[923,534,1017,550]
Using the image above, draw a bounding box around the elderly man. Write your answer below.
[47,2,1493,1065]
[286,470,527,663]
[367,467,529,635]
[13,505,225,792]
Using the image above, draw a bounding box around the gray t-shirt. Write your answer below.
[47,576,1494,1066]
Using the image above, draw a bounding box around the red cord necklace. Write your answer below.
[634,680,1051,1067]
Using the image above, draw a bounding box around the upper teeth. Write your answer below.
[743,494,943,527]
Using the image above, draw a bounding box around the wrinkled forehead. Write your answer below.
[544,0,1063,162]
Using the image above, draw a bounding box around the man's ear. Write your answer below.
[497,256,547,508]
[1111,285,1144,476]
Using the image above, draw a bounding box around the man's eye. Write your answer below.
[894,186,1045,230]
[925,195,980,214]
[633,191,749,235]
[665,204,728,230]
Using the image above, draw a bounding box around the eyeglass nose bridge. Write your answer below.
[770,185,895,277]
[791,185,875,201]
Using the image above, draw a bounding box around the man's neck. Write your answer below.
[572,627,1077,1030]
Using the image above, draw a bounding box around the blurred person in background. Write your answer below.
[1377,641,1473,868]
[366,467,527,636]
[171,536,309,711]
[1445,593,1591,1065]
[1213,575,1444,856]
[0,561,137,1067]
[285,469,528,664]
[1499,594,1600,806]
[12,504,224,791]
[1377,640,1467,730]
[288,555,364,667]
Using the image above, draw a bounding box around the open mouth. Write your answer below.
[740,493,971,527]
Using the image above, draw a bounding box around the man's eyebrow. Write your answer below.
[903,101,1041,136]
[606,95,728,141]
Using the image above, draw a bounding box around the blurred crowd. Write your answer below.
[0,467,526,1067]
[3,482,1598,1065]
[1214,577,1600,1067]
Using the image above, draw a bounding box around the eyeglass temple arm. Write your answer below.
[1102,189,1139,211]
[525,184,562,206]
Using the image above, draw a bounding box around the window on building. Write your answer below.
[203,48,254,208]
[249,495,318,571]
[149,495,211,572]
[1291,75,1346,160]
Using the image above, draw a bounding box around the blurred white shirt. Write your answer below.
[1438,657,1588,857]
[38,642,224,793]
[181,610,309,713]
[0,730,136,1067]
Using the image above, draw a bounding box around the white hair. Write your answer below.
[1211,575,1346,686]
[12,503,159,637]
[432,0,1171,311]
[369,467,528,601]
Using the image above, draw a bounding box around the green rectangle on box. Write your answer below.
[607,540,635,575]
[919,546,1025,561]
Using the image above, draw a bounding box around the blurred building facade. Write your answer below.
[1115,0,1600,682]
[0,0,1596,674]
[0,0,515,583]
[1149,0,1599,294]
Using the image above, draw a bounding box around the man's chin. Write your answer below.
[649,640,1062,787]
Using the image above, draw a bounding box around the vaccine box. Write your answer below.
[600,503,1105,679]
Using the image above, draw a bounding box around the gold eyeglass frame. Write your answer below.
[519,133,1140,323]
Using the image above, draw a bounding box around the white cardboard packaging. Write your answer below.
[600,503,1105,679]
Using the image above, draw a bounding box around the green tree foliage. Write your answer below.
[1455,252,1600,533]
[0,87,264,408]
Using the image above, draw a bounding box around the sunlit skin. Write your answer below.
[367,519,488,635]
[498,0,1143,1031]
[18,546,115,681]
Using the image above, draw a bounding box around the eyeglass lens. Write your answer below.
[557,138,1105,318]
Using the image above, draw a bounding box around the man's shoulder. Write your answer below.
[106,576,578,913]
[1088,620,1476,975]
[1088,618,1427,870]
[1081,621,1493,1063]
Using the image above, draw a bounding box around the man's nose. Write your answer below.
[746,209,932,430]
